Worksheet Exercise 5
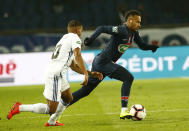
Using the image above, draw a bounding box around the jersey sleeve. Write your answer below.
[71,34,82,50]
[134,31,154,50]
[90,25,128,42]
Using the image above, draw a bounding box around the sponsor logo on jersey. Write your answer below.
[76,41,81,45]
[118,44,129,53]
[112,26,118,33]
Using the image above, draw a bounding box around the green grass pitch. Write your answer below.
[0,78,189,131]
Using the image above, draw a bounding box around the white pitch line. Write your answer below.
[148,108,189,112]
[180,77,189,79]
[4,108,189,120]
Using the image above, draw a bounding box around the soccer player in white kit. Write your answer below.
[7,20,103,126]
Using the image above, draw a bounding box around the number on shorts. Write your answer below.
[51,44,62,59]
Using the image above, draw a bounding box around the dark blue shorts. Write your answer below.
[91,55,123,76]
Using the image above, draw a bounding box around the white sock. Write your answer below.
[121,107,128,113]
[19,103,49,114]
[48,100,67,125]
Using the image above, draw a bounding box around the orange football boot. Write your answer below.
[7,102,21,120]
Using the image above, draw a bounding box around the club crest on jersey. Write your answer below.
[118,44,129,53]
[112,26,118,33]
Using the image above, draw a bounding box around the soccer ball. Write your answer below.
[129,104,146,121]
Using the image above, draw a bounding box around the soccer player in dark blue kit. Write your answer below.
[58,10,159,120]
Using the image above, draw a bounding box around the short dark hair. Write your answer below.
[125,10,141,21]
[68,20,82,28]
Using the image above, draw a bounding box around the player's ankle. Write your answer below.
[121,107,128,113]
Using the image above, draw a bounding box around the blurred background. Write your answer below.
[0,0,189,53]
[0,0,189,86]
[1,1,189,129]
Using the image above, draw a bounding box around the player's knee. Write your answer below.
[122,74,134,89]
[122,73,134,84]
[62,95,73,104]
[129,74,134,83]
[67,96,73,104]
[45,105,50,114]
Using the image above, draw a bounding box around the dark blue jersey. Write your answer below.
[89,24,153,63]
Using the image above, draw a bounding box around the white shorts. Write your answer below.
[43,75,70,102]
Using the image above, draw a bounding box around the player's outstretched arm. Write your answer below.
[84,26,127,46]
[134,31,159,53]
[84,26,110,46]
[73,47,88,86]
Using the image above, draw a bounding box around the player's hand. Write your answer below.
[81,72,88,86]
[84,37,92,46]
[91,71,103,80]
[151,45,159,53]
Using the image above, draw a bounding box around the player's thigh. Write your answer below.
[60,76,70,93]
[60,77,72,102]
[43,76,62,102]
[109,65,134,82]
[92,57,119,75]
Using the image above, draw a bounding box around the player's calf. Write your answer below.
[47,99,59,115]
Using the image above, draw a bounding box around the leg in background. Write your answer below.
[70,75,103,105]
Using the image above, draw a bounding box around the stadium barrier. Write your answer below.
[0,27,189,53]
[0,46,189,87]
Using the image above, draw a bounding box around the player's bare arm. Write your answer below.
[73,47,88,85]
[70,59,103,80]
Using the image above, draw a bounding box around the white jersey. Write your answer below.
[45,33,81,77]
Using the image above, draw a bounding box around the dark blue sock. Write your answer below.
[121,81,132,107]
